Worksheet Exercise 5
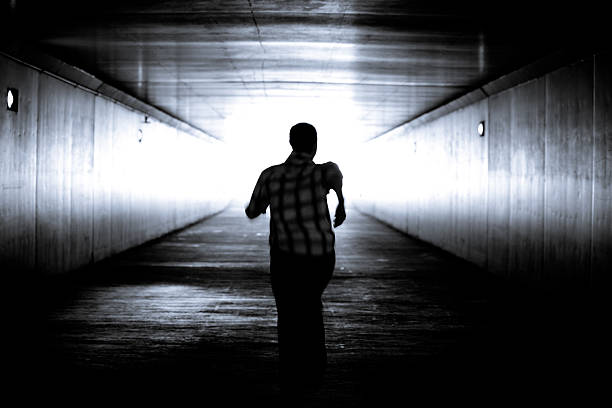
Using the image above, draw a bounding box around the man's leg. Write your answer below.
[301,251,335,387]
[270,248,302,392]
[270,248,335,393]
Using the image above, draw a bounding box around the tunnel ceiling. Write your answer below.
[5,0,605,142]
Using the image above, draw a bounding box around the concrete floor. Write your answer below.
[19,207,605,406]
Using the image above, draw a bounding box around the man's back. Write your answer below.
[247,151,342,256]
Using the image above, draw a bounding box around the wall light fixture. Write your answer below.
[477,120,485,137]
[7,88,18,112]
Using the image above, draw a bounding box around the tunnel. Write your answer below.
[1,0,610,406]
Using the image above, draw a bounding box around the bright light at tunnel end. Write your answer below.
[222,96,367,202]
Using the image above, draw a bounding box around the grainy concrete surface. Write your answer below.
[16,207,606,406]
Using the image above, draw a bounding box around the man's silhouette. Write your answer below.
[245,122,345,395]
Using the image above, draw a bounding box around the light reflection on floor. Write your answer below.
[48,282,278,369]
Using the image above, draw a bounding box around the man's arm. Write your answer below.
[332,186,346,228]
[245,171,269,219]
[324,163,346,227]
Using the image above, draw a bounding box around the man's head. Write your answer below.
[289,122,317,156]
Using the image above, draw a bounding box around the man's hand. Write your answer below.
[333,204,346,227]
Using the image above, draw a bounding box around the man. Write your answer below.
[245,122,345,394]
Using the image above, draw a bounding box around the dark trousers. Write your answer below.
[270,247,335,392]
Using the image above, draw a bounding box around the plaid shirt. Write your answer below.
[247,151,342,256]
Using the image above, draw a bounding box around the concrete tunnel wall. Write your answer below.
[354,52,611,289]
[1,54,230,275]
